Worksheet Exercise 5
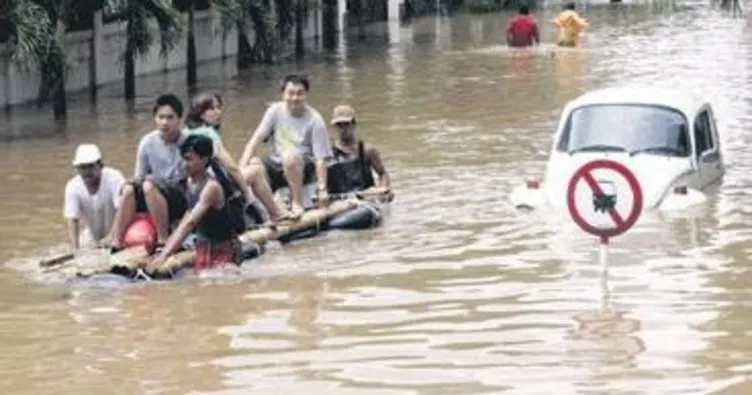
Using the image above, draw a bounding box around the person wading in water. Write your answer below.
[327,105,392,198]
[553,2,588,47]
[506,5,540,48]
[64,144,126,250]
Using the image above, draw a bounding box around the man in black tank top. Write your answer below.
[147,135,240,272]
[327,105,392,196]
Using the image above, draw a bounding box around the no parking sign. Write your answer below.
[566,159,643,243]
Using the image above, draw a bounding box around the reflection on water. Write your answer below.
[1,4,752,394]
[554,47,587,102]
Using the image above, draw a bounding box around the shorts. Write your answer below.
[130,178,188,224]
[195,238,240,271]
[262,156,316,192]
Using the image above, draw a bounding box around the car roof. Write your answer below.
[564,86,709,117]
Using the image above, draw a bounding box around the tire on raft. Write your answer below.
[276,202,383,244]
[327,203,382,230]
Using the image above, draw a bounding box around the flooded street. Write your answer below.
[2,3,752,393]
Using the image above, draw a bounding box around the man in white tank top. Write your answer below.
[63,144,125,249]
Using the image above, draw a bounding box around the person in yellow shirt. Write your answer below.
[553,2,588,47]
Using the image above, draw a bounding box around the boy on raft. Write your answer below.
[147,134,244,271]
[107,93,189,254]
[239,74,334,223]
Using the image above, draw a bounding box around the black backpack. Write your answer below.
[209,159,248,235]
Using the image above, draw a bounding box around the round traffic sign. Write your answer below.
[566,159,643,239]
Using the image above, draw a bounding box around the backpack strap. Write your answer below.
[357,140,371,186]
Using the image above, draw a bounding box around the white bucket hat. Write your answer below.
[72,144,102,166]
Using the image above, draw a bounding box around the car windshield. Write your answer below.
[556,104,691,157]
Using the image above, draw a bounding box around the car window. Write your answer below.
[556,104,691,157]
[704,109,716,151]
[693,110,713,156]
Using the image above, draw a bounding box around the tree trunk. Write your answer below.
[237,26,253,69]
[357,0,366,40]
[125,49,135,100]
[295,0,305,57]
[124,19,135,101]
[321,0,337,50]
[186,4,197,88]
[52,75,67,119]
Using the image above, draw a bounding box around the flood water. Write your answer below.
[1,3,751,394]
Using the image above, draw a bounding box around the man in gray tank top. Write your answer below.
[239,74,333,223]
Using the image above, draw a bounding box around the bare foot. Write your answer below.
[290,202,305,218]
[270,207,299,226]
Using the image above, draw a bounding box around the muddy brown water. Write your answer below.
[1,4,751,394]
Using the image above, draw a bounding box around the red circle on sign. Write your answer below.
[566,159,643,240]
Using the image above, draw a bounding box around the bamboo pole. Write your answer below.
[39,252,75,268]
[38,245,149,276]
[151,198,361,277]
[73,246,150,278]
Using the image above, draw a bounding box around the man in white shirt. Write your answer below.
[63,144,125,249]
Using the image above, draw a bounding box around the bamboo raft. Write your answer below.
[36,187,391,281]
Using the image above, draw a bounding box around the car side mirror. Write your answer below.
[699,150,718,163]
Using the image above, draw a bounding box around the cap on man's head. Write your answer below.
[72,144,102,166]
[331,105,355,124]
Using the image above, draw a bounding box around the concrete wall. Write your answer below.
[0,5,323,108]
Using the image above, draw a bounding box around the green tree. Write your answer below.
[173,0,218,90]
[104,0,183,100]
[0,0,83,118]
[213,0,279,67]
[35,0,105,118]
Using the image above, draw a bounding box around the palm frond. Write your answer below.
[247,0,280,62]
[104,0,183,59]
[210,0,244,32]
[141,0,184,55]
[4,0,56,70]
[125,6,155,57]
[38,18,68,102]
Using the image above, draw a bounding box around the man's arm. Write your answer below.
[216,140,247,190]
[311,118,333,190]
[133,138,150,181]
[575,13,588,28]
[157,181,223,259]
[110,170,127,208]
[239,105,276,167]
[366,144,391,188]
[533,24,540,45]
[66,219,80,250]
[63,183,81,249]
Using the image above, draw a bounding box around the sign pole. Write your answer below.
[599,235,610,312]
[566,159,643,311]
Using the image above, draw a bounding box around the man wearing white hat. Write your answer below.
[63,144,125,249]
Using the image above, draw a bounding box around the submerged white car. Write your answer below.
[510,87,725,212]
